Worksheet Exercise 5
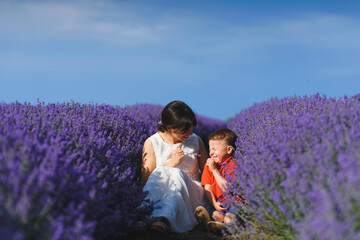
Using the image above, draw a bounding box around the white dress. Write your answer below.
[143,132,206,233]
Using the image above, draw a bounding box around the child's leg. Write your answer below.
[211,210,225,222]
[224,212,237,225]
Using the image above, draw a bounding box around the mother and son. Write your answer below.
[140,100,244,235]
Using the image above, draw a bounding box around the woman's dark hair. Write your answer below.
[157,101,197,133]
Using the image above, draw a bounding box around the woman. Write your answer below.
[141,101,208,234]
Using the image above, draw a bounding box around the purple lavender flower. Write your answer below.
[0,101,223,239]
[226,94,360,240]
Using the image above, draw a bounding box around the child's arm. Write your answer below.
[207,158,229,192]
[204,184,227,212]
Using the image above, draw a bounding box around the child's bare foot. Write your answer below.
[206,221,226,235]
[194,206,211,230]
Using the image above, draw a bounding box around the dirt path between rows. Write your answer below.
[127,225,233,240]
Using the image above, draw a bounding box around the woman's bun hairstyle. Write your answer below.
[157,121,166,132]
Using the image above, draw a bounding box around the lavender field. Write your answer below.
[0,101,224,240]
[226,94,360,240]
[1,94,360,240]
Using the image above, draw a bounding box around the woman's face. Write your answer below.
[169,126,193,142]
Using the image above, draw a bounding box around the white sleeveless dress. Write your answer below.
[143,132,206,233]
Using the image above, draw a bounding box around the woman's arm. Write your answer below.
[197,136,208,172]
[140,138,156,185]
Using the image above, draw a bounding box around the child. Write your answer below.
[194,128,239,234]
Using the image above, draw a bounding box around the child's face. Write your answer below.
[209,139,233,164]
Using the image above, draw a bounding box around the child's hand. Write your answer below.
[206,158,217,172]
[169,147,185,166]
[214,201,227,212]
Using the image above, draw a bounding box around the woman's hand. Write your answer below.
[166,147,185,167]
[206,158,217,172]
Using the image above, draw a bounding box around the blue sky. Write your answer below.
[1,0,360,120]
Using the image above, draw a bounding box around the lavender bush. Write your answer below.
[0,101,224,239]
[226,94,360,240]
[0,102,155,239]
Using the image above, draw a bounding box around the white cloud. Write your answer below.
[0,0,167,46]
[268,13,360,49]
[3,1,359,51]
[168,12,360,67]
[1,0,360,80]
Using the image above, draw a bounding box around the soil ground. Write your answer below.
[126,224,233,240]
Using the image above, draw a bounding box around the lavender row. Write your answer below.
[226,94,360,240]
[0,102,158,239]
[0,101,224,239]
